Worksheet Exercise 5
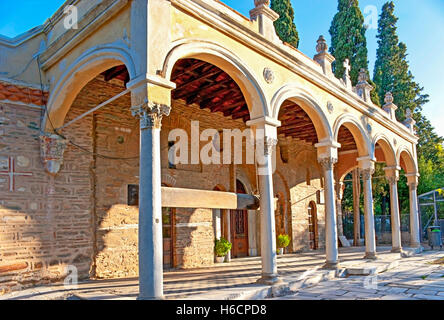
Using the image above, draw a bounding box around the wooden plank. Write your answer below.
[161,187,260,210]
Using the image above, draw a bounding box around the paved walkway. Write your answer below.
[1,246,443,300]
[271,250,444,300]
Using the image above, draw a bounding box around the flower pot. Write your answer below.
[278,248,284,255]
[215,256,225,263]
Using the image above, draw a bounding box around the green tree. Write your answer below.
[373,1,443,199]
[329,0,368,84]
[329,0,379,105]
[271,0,300,48]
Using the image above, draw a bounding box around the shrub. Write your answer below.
[277,234,290,249]
[215,238,232,257]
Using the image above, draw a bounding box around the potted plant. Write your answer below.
[277,234,290,255]
[214,237,232,263]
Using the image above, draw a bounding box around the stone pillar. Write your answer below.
[313,35,335,78]
[352,168,361,246]
[132,101,170,300]
[385,167,402,253]
[320,158,339,268]
[316,140,341,269]
[407,174,421,248]
[128,75,175,300]
[249,0,280,43]
[359,158,377,260]
[335,182,344,237]
[247,116,281,284]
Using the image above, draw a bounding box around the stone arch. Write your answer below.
[373,134,397,167]
[161,40,268,120]
[271,84,332,142]
[397,146,418,174]
[44,44,137,131]
[333,114,372,157]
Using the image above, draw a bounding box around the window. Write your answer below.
[128,184,139,206]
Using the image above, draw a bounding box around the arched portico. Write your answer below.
[44,45,137,131]
[162,40,268,121]
[398,147,422,248]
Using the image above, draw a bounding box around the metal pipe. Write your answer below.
[57,89,130,130]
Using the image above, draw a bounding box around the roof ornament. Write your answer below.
[313,35,335,78]
[382,92,398,121]
[342,58,352,89]
[355,68,374,104]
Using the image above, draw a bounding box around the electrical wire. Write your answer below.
[36,55,140,161]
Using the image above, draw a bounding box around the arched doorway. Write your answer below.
[308,201,319,250]
[230,180,249,258]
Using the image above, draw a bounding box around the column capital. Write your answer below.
[357,156,376,170]
[315,139,341,163]
[131,100,171,130]
[361,167,375,181]
[319,157,338,171]
[406,173,420,188]
[384,166,401,184]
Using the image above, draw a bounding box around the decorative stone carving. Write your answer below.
[316,35,328,53]
[386,175,399,185]
[254,0,270,7]
[327,101,334,113]
[361,168,375,181]
[263,137,278,156]
[263,68,275,84]
[403,108,416,134]
[355,68,374,103]
[319,157,338,170]
[342,58,352,89]
[39,133,68,175]
[131,99,171,130]
[314,35,335,77]
[383,92,398,120]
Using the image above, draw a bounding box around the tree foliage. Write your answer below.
[329,0,379,105]
[271,0,300,48]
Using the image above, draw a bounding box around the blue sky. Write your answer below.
[1,0,443,137]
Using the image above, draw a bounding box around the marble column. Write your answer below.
[352,169,361,246]
[256,136,279,284]
[407,174,421,248]
[385,167,402,253]
[336,182,345,237]
[320,157,339,268]
[132,101,171,300]
[360,159,377,260]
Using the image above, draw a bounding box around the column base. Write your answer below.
[391,247,402,253]
[137,295,165,300]
[410,242,422,249]
[322,261,340,270]
[256,274,281,285]
[364,252,378,260]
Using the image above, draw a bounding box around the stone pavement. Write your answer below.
[271,250,444,300]
[1,246,443,300]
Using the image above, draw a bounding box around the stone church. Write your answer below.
[0,0,421,299]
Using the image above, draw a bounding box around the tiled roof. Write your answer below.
[0,81,47,106]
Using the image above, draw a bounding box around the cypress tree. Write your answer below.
[329,0,368,85]
[271,0,300,48]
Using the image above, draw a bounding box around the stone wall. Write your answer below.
[0,75,329,293]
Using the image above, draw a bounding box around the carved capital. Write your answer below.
[39,133,68,175]
[263,137,278,156]
[131,100,171,130]
[409,182,419,191]
[386,175,399,185]
[361,168,375,181]
[319,157,338,170]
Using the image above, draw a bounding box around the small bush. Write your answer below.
[277,234,291,249]
[215,238,232,257]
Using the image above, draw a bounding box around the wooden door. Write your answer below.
[308,202,318,250]
[162,207,174,269]
[230,180,249,258]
